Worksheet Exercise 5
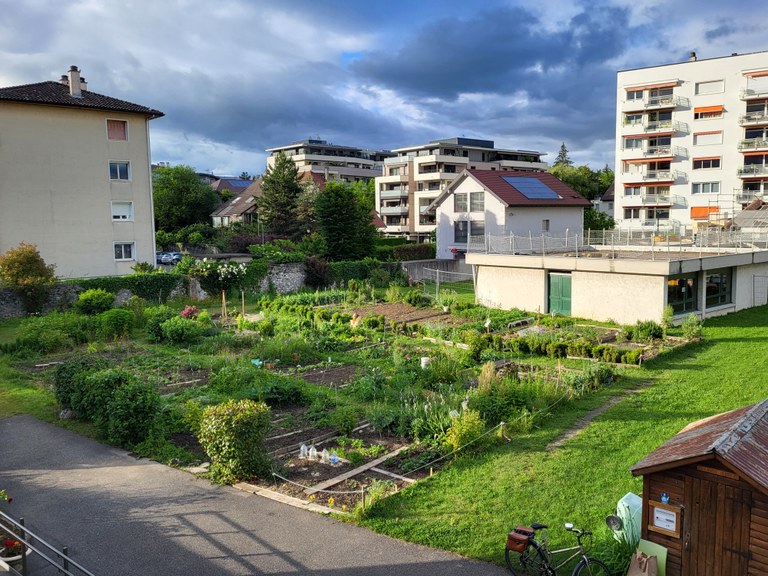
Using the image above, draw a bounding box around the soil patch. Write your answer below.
[352,302,467,327]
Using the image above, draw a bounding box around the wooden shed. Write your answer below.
[631,399,768,575]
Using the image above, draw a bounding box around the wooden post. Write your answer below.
[222,290,227,321]
[241,288,245,317]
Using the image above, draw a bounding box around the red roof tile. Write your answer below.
[467,170,591,207]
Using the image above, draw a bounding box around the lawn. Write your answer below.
[361,305,768,568]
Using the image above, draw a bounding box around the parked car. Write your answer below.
[161,252,182,265]
[156,251,165,264]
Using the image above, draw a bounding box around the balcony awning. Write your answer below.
[694,130,722,136]
[623,132,674,139]
[692,156,721,162]
[624,81,679,91]
[694,105,723,114]
[691,206,719,220]
[623,181,674,187]
[622,156,673,164]
[742,151,768,157]
[744,70,768,78]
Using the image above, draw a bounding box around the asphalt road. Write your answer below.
[0,416,507,575]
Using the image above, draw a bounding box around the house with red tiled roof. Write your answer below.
[0,66,163,279]
[210,178,263,227]
[428,169,590,259]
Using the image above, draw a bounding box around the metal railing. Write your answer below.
[0,510,97,576]
[739,112,768,125]
[738,165,768,176]
[738,138,768,150]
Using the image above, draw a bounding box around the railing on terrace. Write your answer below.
[645,94,689,108]
[739,112,768,125]
[466,228,768,259]
[741,88,768,100]
[738,138,768,150]
[738,165,768,177]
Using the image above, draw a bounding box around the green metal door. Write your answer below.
[548,273,572,316]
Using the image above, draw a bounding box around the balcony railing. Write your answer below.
[645,95,689,108]
[738,165,768,177]
[643,120,673,132]
[741,88,768,100]
[643,145,672,157]
[739,111,768,125]
[379,188,408,199]
[734,189,760,203]
[380,205,409,215]
[739,138,768,151]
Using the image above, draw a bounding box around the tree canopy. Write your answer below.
[549,163,614,201]
[315,181,375,261]
[553,142,573,168]
[153,165,220,232]
[258,151,302,236]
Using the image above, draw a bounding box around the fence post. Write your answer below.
[435,269,440,300]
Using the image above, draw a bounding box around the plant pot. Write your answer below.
[0,545,31,564]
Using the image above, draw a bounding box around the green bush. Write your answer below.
[682,313,703,340]
[98,308,135,340]
[121,295,148,327]
[71,368,135,425]
[160,316,203,344]
[0,242,56,313]
[403,290,431,308]
[197,399,272,483]
[632,320,663,342]
[304,256,331,288]
[329,406,359,436]
[74,273,184,303]
[393,243,435,261]
[144,305,178,341]
[106,380,160,447]
[53,355,110,409]
[443,409,486,453]
[74,288,115,315]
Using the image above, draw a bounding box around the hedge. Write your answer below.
[71,273,185,302]
[393,243,436,260]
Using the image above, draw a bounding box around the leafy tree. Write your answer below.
[549,163,614,201]
[315,181,376,261]
[0,242,56,312]
[295,181,321,234]
[258,151,301,236]
[351,179,375,212]
[153,165,220,232]
[584,207,616,230]
[553,142,573,167]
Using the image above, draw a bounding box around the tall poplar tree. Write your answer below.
[258,151,301,236]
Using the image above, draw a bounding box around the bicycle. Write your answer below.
[505,522,611,576]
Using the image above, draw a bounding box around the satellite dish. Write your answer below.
[606,514,623,531]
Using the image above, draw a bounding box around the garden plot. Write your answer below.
[351,302,468,327]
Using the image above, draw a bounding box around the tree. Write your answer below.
[549,163,614,201]
[584,207,616,230]
[315,181,375,261]
[258,151,302,236]
[239,171,253,181]
[153,165,220,232]
[0,242,56,312]
[351,179,375,212]
[553,142,573,167]
[295,181,321,235]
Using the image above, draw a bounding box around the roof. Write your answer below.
[298,171,327,191]
[0,80,163,118]
[430,170,590,211]
[601,183,615,202]
[631,398,768,494]
[210,178,263,218]
[211,178,252,193]
[371,210,386,229]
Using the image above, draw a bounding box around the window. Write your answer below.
[470,221,485,237]
[692,182,720,194]
[705,268,732,308]
[542,219,550,232]
[647,185,670,195]
[626,89,644,101]
[624,113,642,125]
[109,161,130,180]
[695,80,724,95]
[694,108,723,120]
[111,202,133,220]
[647,208,670,220]
[388,167,400,176]
[107,119,128,141]
[453,192,468,212]
[114,242,134,261]
[469,191,484,212]
[624,138,643,150]
[693,132,722,146]
[692,158,721,169]
[668,274,698,313]
[624,208,640,219]
[625,186,642,196]
[454,221,468,243]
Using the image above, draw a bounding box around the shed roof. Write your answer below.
[0,80,164,118]
[631,398,768,494]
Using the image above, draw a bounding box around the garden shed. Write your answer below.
[630,398,768,576]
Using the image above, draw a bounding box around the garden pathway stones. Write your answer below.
[0,415,507,575]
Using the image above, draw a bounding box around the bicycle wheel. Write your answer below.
[505,544,549,575]
[572,557,611,576]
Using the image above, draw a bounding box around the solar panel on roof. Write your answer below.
[501,176,560,200]
[227,179,252,187]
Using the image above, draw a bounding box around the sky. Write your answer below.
[1,0,767,177]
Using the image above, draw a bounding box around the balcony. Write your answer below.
[379,188,408,199]
[380,204,409,215]
[738,138,768,151]
[738,165,768,177]
[645,95,689,109]
[624,170,673,182]
[741,88,768,100]
[739,111,768,125]
[734,188,760,203]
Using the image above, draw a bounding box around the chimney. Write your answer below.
[67,65,82,98]
[79,76,88,92]
[689,51,697,62]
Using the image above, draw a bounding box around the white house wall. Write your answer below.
[0,102,155,278]
[475,266,546,312]
[572,271,665,323]
[505,206,584,236]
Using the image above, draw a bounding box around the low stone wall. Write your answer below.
[260,262,306,294]
[0,284,79,320]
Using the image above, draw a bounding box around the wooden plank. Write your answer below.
[304,446,408,495]
[370,467,416,484]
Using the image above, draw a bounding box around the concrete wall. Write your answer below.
[0,102,156,279]
[572,271,665,323]
[475,266,546,312]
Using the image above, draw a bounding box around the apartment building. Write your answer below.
[0,66,163,278]
[615,50,768,232]
[265,139,393,182]
[375,137,547,240]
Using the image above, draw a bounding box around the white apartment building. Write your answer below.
[265,139,393,182]
[375,137,547,240]
[615,50,768,232]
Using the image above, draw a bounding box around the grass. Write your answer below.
[361,305,768,567]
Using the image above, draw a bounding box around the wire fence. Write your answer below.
[421,267,475,303]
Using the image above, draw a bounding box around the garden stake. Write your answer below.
[361,488,365,510]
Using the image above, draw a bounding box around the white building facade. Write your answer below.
[615,50,768,233]
[375,138,547,241]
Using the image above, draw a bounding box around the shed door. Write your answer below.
[683,476,751,575]
[548,273,571,316]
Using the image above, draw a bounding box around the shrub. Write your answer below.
[160,316,203,344]
[106,380,160,447]
[329,406,359,436]
[0,242,56,313]
[393,243,435,261]
[403,290,431,308]
[74,288,115,315]
[144,305,178,341]
[443,409,486,453]
[97,308,134,340]
[53,355,110,409]
[546,341,569,359]
[682,313,703,340]
[131,261,156,274]
[121,295,148,327]
[73,273,184,303]
[197,399,272,483]
[632,320,663,343]
[304,256,331,288]
[180,305,200,319]
[71,368,135,425]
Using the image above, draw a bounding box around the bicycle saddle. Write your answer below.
[530,523,548,530]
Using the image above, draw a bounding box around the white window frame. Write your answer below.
[469,191,484,212]
[106,119,128,141]
[626,89,644,101]
[695,79,725,95]
[109,161,131,181]
[692,158,721,170]
[114,242,135,261]
[625,186,642,196]
[693,132,723,146]
[624,138,643,150]
[692,182,721,194]
[624,113,643,125]
[111,201,134,221]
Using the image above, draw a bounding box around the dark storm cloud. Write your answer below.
[705,24,736,42]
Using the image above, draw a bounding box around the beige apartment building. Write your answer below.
[375,137,547,240]
[265,139,393,182]
[615,50,768,233]
[0,66,163,278]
